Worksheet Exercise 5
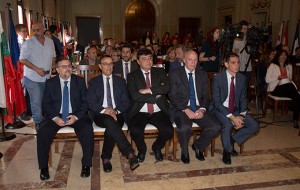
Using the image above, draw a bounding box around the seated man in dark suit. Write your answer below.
[37,58,94,180]
[87,55,139,172]
[168,50,221,164]
[113,44,139,80]
[127,48,173,162]
[210,53,259,165]
[169,45,187,72]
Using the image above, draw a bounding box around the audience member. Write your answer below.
[127,48,173,162]
[79,46,100,65]
[168,50,221,164]
[87,55,139,172]
[37,58,94,180]
[210,53,259,165]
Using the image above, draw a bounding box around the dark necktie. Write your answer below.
[145,72,154,114]
[188,73,197,112]
[125,62,129,79]
[106,77,113,108]
[62,81,69,122]
[228,76,235,113]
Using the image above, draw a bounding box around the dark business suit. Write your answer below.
[168,61,182,72]
[168,67,221,155]
[210,71,259,153]
[127,68,173,154]
[113,60,139,79]
[37,74,94,169]
[87,74,134,160]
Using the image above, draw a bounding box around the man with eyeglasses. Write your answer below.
[20,22,56,130]
[37,58,94,180]
[87,55,139,172]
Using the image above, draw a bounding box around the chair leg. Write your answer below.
[49,146,52,167]
[273,101,278,122]
[204,147,208,157]
[165,140,170,160]
[211,138,215,157]
[173,130,178,160]
[240,143,244,155]
[55,141,59,153]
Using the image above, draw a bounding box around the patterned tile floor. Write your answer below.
[0,103,299,190]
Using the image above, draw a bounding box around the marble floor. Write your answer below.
[0,103,300,190]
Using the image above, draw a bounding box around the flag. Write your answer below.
[8,9,20,69]
[8,8,26,117]
[57,21,62,42]
[292,22,300,55]
[0,15,7,108]
[22,9,29,38]
[282,22,289,46]
[69,23,72,37]
[276,22,284,46]
[1,14,15,123]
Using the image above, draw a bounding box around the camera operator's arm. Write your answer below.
[199,52,216,62]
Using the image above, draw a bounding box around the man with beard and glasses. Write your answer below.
[37,58,94,180]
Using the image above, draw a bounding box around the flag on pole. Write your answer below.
[57,21,62,42]
[8,8,26,117]
[1,14,15,123]
[276,21,284,46]
[282,21,289,46]
[8,9,20,69]
[292,22,300,55]
[0,15,7,109]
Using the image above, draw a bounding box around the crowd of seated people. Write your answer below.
[23,23,300,182]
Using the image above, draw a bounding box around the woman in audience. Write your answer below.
[112,49,121,62]
[104,45,112,56]
[199,26,221,72]
[142,31,152,46]
[265,50,300,128]
[162,32,171,46]
[152,32,160,44]
[162,47,176,73]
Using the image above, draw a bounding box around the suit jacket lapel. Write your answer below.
[179,67,189,89]
[221,71,228,101]
[195,69,202,98]
[112,75,118,101]
[235,73,242,104]
[70,75,76,108]
[138,69,147,88]
[53,76,62,109]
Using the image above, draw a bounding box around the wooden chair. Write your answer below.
[172,123,215,160]
[75,65,101,87]
[130,124,172,160]
[263,93,292,122]
[48,123,128,167]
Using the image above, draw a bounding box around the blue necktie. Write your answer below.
[62,81,69,122]
[106,77,113,108]
[189,73,197,112]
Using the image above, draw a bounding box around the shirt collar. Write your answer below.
[184,67,195,75]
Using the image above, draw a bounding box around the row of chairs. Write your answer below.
[49,123,244,167]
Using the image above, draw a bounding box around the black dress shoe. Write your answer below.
[128,156,140,171]
[102,160,112,173]
[181,154,190,164]
[80,166,90,177]
[40,168,50,180]
[222,151,232,165]
[20,112,31,121]
[137,152,146,163]
[192,143,205,161]
[152,148,163,161]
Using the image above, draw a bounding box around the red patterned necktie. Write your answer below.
[145,72,154,114]
[228,76,235,113]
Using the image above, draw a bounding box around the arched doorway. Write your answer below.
[125,0,156,43]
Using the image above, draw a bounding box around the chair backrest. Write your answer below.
[76,65,101,87]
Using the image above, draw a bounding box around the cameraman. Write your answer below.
[232,20,252,86]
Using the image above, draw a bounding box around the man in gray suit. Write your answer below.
[168,50,221,164]
[79,46,100,65]
[113,44,139,80]
[210,53,259,165]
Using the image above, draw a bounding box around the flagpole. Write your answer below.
[280,21,285,44]
[0,108,16,141]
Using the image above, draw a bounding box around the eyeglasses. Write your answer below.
[59,64,72,69]
[101,63,113,66]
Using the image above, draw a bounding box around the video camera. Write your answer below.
[244,26,269,55]
[219,24,244,57]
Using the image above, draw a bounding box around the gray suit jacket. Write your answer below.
[210,70,247,115]
[168,67,209,115]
